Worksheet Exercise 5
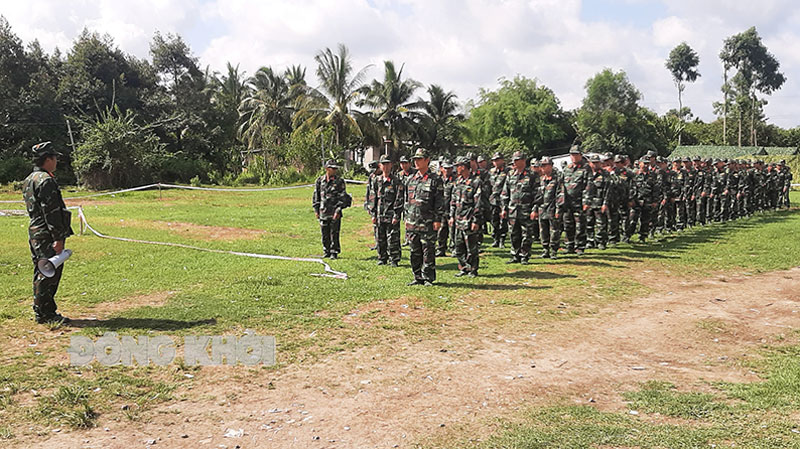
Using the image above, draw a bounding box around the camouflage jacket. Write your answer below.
[404,170,445,232]
[632,166,658,205]
[672,168,688,200]
[23,167,74,241]
[502,167,538,219]
[561,160,591,208]
[313,174,347,220]
[476,168,491,213]
[711,167,727,195]
[488,166,508,207]
[441,174,455,219]
[364,171,380,214]
[371,174,405,224]
[450,174,483,232]
[583,168,611,209]
[535,172,565,220]
[725,168,739,194]
[615,166,635,206]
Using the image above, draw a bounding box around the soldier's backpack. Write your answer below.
[340,192,353,209]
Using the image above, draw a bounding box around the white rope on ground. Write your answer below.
[0,179,368,203]
[73,206,348,280]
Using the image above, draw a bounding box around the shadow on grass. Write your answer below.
[435,282,551,291]
[67,317,216,331]
[479,270,577,280]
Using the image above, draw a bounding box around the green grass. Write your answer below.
[0,186,799,440]
[437,341,800,449]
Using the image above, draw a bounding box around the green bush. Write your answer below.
[158,156,211,183]
[0,157,31,183]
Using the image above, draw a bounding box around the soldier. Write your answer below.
[370,156,404,266]
[672,159,688,231]
[469,153,492,239]
[584,154,611,250]
[23,142,74,324]
[313,160,348,259]
[450,157,483,277]
[561,145,590,255]
[614,155,635,243]
[501,151,538,264]
[398,156,417,247]
[437,159,456,257]
[530,158,542,243]
[536,157,564,259]
[404,148,445,286]
[489,152,509,248]
[628,151,659,243]
[364,160,382,251]
[710,159,727,221]
[692,156,707,226]
[779,161,792,208]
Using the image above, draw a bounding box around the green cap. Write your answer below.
[32,141,61,159]
[325,159,340,169]
[455,156,470,166]
[569,144,581,154]
[511,151,525,161]
[379,156,392,164]
[491,152,503,160]
[412,148,429,159]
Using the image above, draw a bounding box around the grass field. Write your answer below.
[0,185,798,445]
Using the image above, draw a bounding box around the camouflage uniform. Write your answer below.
[404,149,445,284]
[561,149,590,253]
[583,158,611,249]
[488,155,509,247]
[780,163,792,208]
[673,163,688,230]
[628,156,658,241]
[614,159,635,243]
[370,167,404,265]
[710,162,727,221]
[23,145,74,322]
[437,166,455,256]
[364,162,381,250]
[450,158,483,275]
[502,152,539,263]
[535,160,564,258]
[312,163,348,257]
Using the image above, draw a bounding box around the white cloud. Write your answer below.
[2,0,799,127]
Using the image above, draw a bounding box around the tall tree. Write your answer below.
[465,76,570,156]
[416,84,464,156]
[295,44,371,147]
[237,66,298,150]
[719,27,786,146]
[357,60,422,150]
[665,42,700,144]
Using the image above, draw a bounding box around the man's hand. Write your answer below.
[601,205,608,213]
[470,223,479,232]
[448,218,454,227]
[530,211,539,220]
[372,217,377,224]
[554,213,560,219]
[701,192,707,197]
[661,199,667,206]
[500,211,506,219]
[691,195,696,201]
[433,222,442,231]
[315,212,320,220]
[333,212,341,220]
[53,240,64,254]
[582,204,589,211]
[392,218,398,225]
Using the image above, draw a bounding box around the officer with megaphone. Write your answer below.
[23,142,74,325]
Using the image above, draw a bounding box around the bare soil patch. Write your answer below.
[21,266,800,449]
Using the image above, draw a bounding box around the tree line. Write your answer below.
[0,17,795,188]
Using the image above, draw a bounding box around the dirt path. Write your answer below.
[26,267,800,449]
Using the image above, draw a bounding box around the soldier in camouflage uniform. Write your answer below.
[450,157,483,277]
[404,148,445,286]
[710,159,727,221]
[628,151,659,242]
[535,157,564,259]
[477,155,492,236]
[530,158,542,243]
[561,145,590,255]
[23,142,74,324]
[398,155,417,247]
[691,156,707,225]
[501,151,539,264]
[779,161,792,208]
[313,160,348,259]
[489,152,509,248]
[370,156,404,266]
[584,154,611,250]
[672,159,688,231]
[437,159,455,257]
[364,160,382,251]
[602,154,622,245]
[614,155,635,243]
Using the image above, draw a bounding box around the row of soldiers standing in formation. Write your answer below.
[315,146,793,286]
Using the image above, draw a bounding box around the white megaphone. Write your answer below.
[37,249,72,278]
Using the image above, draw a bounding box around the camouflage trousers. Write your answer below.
[539,216,562,252]
[585,207,608,246]
[782,188,791,208]
[607,203,621,243]
[376,221,401,263]
[627,203,654,240]
[508,215,534,261]
[696,196,707,225]
[490,205,508,243]
[436,217,451,254]
[29,238,63,319]
[407,229,437,282]
[562,204,587,251]
[453,228,480,274]
[686,197,696,226]
[675,200,687,230]
[319,218,341,255]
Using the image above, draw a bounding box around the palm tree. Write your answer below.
[295,44,372,147]
[357,60,422,149]
[237,66,297,150]
[416,84,464,156]
[214,62,248,113]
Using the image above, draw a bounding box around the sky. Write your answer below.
[3,0,800,127]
